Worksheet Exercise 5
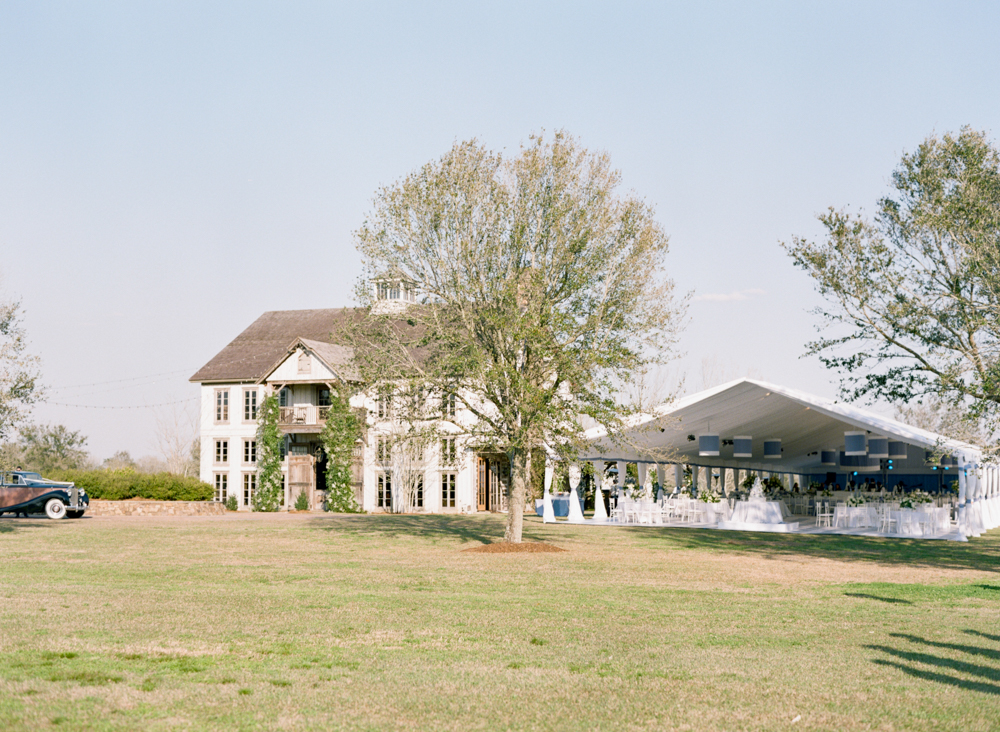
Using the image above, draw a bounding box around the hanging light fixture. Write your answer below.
[841,453,880,472]
[763,439,782,459]
[820,450,838,466]
[733,436,752,458]
[868,436,889,459]
[699,434,720,457]
[888,441,907,459]
[844,431,867,456]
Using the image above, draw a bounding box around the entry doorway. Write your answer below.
[476,455,509,512]
[288,454,315,510]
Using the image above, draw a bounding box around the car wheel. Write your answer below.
[45,498,67,520]
[66,510,85,519]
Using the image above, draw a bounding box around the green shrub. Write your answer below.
[224,495,238,511]
[294,492,309,511]
[44,469,213,501]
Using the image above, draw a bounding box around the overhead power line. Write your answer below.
[45,397,199,410]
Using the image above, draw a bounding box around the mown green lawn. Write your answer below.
[1,512,998,731]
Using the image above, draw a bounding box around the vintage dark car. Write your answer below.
[0,471,88,519]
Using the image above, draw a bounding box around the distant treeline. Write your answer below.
[45,469,213,501]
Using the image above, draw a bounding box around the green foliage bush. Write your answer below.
[224,495,238,511]
[45,469,213,501]
[294,492,309,511]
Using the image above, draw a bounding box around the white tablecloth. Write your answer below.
[833,505,878,528]
[731,500,785,525]
[891,507,950,536]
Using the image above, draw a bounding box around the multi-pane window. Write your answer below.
[244,389,258,421]
[377,437,392,463]
[215,390,229,422]
[442,392,457,418]
[244,440,257,465]
[243,473,256,507]
[412,475,424,509]
[441,437,457,467]
[441,473,457,508]
[214,440,228,464]
[377,387,392,419]
[318,388,332,407]
[279,387,290,408]
[214,474,228,502]
[377,473,392,508]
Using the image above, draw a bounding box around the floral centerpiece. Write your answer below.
[765,475,785,493]
[699,490,722,504]
[847,495,867,507]
[900,490,934,509]
[807,481,822,495]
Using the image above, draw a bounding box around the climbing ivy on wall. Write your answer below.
[320,388,361,513]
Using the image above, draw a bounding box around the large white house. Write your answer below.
[190,288,510,513]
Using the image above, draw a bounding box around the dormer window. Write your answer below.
[297,350,311,374]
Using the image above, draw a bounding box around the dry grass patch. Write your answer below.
[0,512,998,731]
[461,541,566,553]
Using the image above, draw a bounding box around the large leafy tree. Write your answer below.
[0,299,43,443]
[344,131,685,542]
[784,127,1000,450]
[18,423,89,473]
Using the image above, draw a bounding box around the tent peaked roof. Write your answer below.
[585,378,982,468]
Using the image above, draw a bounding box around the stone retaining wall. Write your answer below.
[87,500,228,517]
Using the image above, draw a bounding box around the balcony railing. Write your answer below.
[278,405,331,426]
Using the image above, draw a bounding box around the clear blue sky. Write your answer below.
[2,1,998,461]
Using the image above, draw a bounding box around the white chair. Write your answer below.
[816,501,833,528]
[833,502,849,528]
[878,506,896,533]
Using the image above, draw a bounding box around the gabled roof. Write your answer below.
[584,378,984,467]
[189,308,365,383]
[255,337,360,384]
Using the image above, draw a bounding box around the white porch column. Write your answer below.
[637,463,650,499]
[567,463,586,523]
[968,462,982,537]
[542,458,555,523]
[616,460,627,503]
[656,464,666,501]
[957,453,969,539]
[592,461,608,521]
[691,465,700,497]
[674,464,683,492]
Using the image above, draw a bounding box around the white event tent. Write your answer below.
[576,379,998,540]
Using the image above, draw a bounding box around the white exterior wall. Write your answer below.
[357,388,481,514]
[199,382,266,510]
[197,365,502,515]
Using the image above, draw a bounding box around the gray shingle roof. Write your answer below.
[189,308,366,383]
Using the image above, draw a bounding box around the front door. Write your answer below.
[477,457,488,511]
[288,455,315,510]
[475,455,510,512]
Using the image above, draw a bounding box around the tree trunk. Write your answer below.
[504,447,528,543]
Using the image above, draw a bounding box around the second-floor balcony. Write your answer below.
[278,405,331,432]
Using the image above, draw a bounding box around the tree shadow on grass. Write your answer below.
[0,516,59,534]
[965,630,1000,644]
[843,593,912,604]
[307,513,552,547]
[619,525,1000,573]
[869,632,1000,696]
